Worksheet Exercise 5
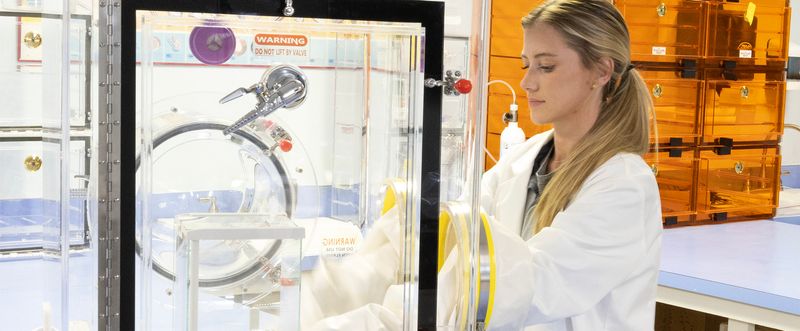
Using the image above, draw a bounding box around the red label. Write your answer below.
[254,34,308,47]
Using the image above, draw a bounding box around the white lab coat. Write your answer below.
[481,130,663,331]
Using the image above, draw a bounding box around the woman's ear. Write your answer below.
[595,57,614,86]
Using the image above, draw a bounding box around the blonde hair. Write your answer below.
[522,0,654,234]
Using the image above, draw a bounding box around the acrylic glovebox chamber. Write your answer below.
[132,5,494,330]
[0,2,99,330]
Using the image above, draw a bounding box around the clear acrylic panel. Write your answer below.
[0,14,89,128]
[0,0,97,330]
[135,11,425,330]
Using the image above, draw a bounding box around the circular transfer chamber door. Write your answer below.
[136,116,310,296]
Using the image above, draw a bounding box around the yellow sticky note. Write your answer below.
[744,2,756,26]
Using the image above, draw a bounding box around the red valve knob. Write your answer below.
[279,139,293,152]
[453,79,472,94]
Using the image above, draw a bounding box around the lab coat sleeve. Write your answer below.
[521,168,652,324]
[300,207,404,329]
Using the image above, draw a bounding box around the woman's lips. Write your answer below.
[528,99,545,107]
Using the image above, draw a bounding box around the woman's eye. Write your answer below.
[538,65,554,73]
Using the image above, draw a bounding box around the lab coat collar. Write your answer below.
[494,130,554,233]
[505,130,554,181]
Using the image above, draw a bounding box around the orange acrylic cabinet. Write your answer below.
[645,148,698,226]
[639,68,703,146]
[702,69,785,144]
[615,0,705,64]
[696,146,780,222]
[705,1,791,66]
[489,0,546,58]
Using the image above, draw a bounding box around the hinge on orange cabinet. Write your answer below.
[668,138,683,157]
[722,60,738,81]
[714,138,734,155]
[679,59,697,79]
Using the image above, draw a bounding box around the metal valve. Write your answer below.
[221,64,307,135]
[425,70,473,96]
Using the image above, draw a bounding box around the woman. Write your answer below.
[481,0,663,330]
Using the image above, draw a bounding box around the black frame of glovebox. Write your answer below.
[120,0,445,330]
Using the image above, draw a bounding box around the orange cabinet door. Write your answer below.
[705,1,790,65]
[696,147,780,222]
[616,0,705,64]
[639,68,703,146]
[645,148,697,226]
[702,69,785,144]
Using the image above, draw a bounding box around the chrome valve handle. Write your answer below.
[221,64,308,135]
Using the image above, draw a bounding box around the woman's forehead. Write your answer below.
[522,23,569,56]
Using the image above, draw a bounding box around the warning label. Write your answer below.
[253,33,309,58]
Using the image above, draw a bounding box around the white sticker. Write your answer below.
[739,49,753,58]
[652,46,667,56]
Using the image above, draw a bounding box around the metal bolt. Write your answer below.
[657,3,667,17]
[653,84,663,98]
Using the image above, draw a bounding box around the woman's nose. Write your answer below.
[521,69,537,92]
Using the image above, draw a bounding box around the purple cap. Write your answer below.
[189,26,236,65]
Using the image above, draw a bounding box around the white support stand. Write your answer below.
[188,240,200,331]
[177,215,304,331]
